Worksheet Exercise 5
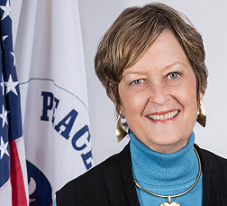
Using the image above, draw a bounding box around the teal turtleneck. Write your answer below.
[129,130,203,206]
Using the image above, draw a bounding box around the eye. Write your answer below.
[167,72,180,79]
[132,79,143,85]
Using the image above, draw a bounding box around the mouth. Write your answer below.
[147,110,180,121]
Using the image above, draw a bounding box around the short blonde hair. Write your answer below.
[95,3,208,115]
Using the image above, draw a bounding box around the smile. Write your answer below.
[147,110,179,121]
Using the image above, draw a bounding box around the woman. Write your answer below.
[55,3,227,205]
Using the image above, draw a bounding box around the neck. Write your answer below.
[129,131,198,189]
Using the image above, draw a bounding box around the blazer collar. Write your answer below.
[120,144,140,206]
[194,144,210,206]
[104,143,218,206]
[103,143,140,206]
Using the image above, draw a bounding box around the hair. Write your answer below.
[95,3,208,117]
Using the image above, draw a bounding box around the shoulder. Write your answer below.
[195,144,227,168]
[195,144,227,180]
[72,149,122,186]
[195,144,227,204]
[76,143,130,185]
[56,144,131,205]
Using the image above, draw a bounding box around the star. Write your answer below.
[0,136,9,159]
[0,0,11,20]
[4,74,18,95]
[1,35,8,49]
[10,52,16,66]
[2,35,8,41]
[0,74,4,95]
[0,105,8,128]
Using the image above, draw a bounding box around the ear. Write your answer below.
[199,89,204,101]
[119,104,126,118]
[116,94,125,117]
[109,88,115,103]
[109,83,125,117]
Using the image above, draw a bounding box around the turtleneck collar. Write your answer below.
[129,130,199,190]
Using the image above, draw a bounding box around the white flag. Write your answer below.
[15,0,93,204]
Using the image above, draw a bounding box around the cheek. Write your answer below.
[179,89,197,105]
[179,76,197,101]
[179,82,198,115]
[119,88,148,116]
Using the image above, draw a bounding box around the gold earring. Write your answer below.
[197,100,206,127]
[116,117,128,142]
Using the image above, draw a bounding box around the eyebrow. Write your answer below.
[122,71,146,79]
[123,61,188,78]
[165,61,189,69]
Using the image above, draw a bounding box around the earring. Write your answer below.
[197,100,206,127]
[116,117,128,142]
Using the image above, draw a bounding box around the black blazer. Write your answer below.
[56,144,227,205]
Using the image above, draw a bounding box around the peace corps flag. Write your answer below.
[0,0,29,205]
[15,0,93,204]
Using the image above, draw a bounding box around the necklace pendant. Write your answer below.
[160,197,180,206]
[160,202,180,206]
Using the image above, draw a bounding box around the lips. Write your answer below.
[147,110,179,121]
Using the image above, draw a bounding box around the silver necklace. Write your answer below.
[134,147,201,206]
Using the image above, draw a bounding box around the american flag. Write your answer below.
[0,0,28,205]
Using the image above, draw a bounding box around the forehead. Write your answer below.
[122,29,191,76]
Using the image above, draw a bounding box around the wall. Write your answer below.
[11,0,227,165]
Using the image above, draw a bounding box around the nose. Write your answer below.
[149,82,170,105]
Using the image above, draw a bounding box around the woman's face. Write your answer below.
[118,29,203,154]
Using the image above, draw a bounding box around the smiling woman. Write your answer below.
[55,3,227,206]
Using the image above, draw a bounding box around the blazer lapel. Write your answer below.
[120,144,140,206]
[195,144,210,206]
[103,143,140,206]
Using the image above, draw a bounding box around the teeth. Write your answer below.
[148,110,179,121]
